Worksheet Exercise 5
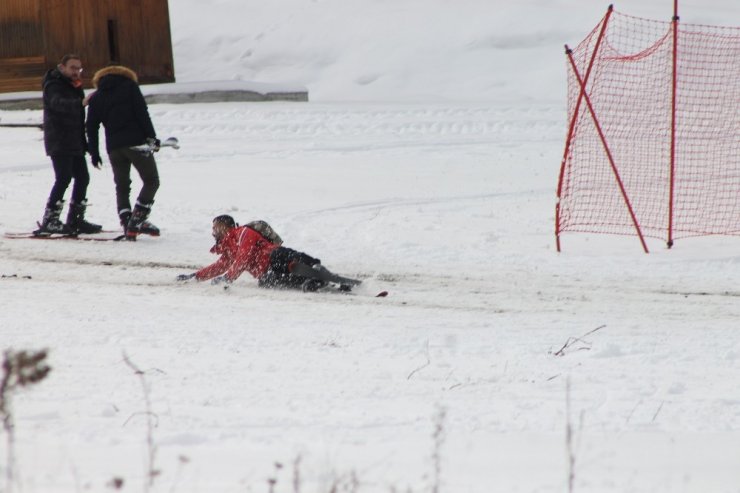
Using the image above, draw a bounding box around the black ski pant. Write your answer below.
[48,154,89,205]
[258,247,321,289]
[108,147,160,214]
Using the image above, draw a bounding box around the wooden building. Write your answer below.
[0,0,175,93]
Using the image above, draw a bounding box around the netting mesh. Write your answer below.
[557,9,740,244]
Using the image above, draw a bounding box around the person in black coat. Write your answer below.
[86,65,161,241]
[36,54,102,236]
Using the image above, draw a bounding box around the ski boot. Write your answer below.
[34,200,73,236]
[66,199,103,234]
[119,209,132,236]
[125,202,160,241]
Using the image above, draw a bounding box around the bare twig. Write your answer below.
[431,406,446,493]
[0,349,51,493]
[167,455,190,493]
[565,377,576,493]
[625,399,642,424]
[0,353,14,492]
[652,401,665,422]
[268,461,283,493]
[292,455,301,493]
[407,340,431,380]
[553,325,606,357]
[122,411,160,428]
[327,470,360,493]
[107,476,124,490]
[122,352,160,491]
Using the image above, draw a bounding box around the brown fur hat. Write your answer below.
[92,65,139,88]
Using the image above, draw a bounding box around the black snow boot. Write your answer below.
[119,209,132,235]
[66,200,103,234]
[126,202,160,241]
[34,200,73,236]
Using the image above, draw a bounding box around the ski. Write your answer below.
[130,136,179,156]
[313,285,389,297]
[4,231,125,241]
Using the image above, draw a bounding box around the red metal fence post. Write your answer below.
[667,0,680,248]
[556,6,614,252]
[565,50,650,253]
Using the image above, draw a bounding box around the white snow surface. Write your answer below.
[1,1,740,492]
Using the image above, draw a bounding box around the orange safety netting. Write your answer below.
[556,8,740,250]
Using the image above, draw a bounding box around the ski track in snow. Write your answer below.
[3,101,740,492]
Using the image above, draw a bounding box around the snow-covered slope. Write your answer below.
[1,1,739,492]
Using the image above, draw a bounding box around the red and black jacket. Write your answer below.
[195,225,279,282]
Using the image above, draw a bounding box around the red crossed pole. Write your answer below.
[667,0,680,248]
[556,5,649,253]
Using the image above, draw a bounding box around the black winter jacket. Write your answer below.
[86,66,157,158]
[42,69,87,156]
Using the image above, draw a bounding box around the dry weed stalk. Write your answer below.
[407,340,430,380]
[267,461,283,493]
[564,378,585,493]
[0,349,51,493]
[553,325,606,357]
[430,406,446,493]
[292,455,302,493]
[122,352,160,491]
[327,470,359,493]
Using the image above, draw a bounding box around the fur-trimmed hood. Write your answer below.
[86,64,156,155]
[92,65,138,88]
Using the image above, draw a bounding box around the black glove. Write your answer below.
[176,273,196,282]
[146,137,161,151]
[90,154,102,169]
[210,275,230,286]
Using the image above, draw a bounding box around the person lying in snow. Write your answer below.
[176,215,359,291]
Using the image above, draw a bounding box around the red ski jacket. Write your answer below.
[195,225,279,282]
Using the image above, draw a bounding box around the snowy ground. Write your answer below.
[2,1,740,492]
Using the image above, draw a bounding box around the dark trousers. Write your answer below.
[48,154,89,205]
[108,147,160,213]
[259,247,321,288]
